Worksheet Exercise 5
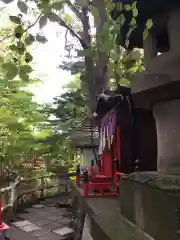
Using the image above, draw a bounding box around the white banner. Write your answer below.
[82,214,93,240]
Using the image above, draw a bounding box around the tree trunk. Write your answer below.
[61,1,110,114]
[93,0,109,94]
[85,56,97,114]
[82,6,97,114]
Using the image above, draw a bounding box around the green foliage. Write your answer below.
[0,28,55,179]
[42,78,86,164]
[1,0,144,90]
[53,79,86,131]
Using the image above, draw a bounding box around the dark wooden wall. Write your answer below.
[95,88,157,173]
[133,109,157,171]
[116,100,157,173]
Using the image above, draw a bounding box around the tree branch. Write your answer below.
[64,29,71,58]
[48,12,87,48]
[66,0,84,22]
[0,13,43,43]
[24,13,43,33]
[0,34,13,43]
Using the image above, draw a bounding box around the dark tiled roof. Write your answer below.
[70,120,99,147]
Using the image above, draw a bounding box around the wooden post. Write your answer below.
[0,193,3,212]
[3,190,8,208]
[64,173,68,195]
[58,176,62,195]
[40,178,44,199]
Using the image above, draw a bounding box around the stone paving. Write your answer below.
[6,198,74,240]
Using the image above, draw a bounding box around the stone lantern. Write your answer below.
[112,1,180,239]
[70,119,99,168]
[130,5,180,175]
[113,0,180,174]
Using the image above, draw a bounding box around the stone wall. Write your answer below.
[71,182,152,240]
[119,172,180,240]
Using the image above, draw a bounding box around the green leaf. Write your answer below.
[124,4,131,11]
[120,77,131,87]
[106,2,116,12]
[130,17,136,26]
[51,1,64,10]
[2,62,18,79]
[116,67,123,76]
[14,25,23,39]
[115,3,123,11]
[17,0,28,14]
[19,72,30,82]
[76,0,87,6]
[25,52,33,63]
[36,34,48,43]
[25,34,35,45]
[101,22,111,34]
[39,15,48,29]
[146,19,153,30]
[128,66,139,73]
[143,28,149,40]
[17,41,25,54]
[20,65,33,74]
[115,23,121,32]
[64,14,71,25]
[139,66,145,72]
[130,50,141,60]
[1,0,14,3]
[9,44,18,51]
[37,1,50,10]
[132,8,138,17]
[0,98,10,104]
[116,14,125,26]
[131,1,137,9]
[9,16,21,24]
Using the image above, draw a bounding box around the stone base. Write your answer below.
[120,172,180,240]
[153,99,180,174]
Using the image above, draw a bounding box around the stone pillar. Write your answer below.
[168,9,180,54]
[153,99,180,174]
